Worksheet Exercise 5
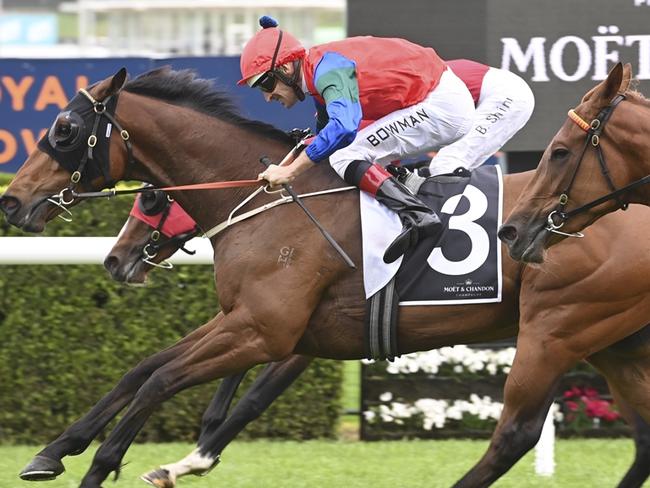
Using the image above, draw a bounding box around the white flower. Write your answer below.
[379,392,393,402]
[363,410,376,422]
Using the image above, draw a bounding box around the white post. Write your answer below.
[534,406,556,476]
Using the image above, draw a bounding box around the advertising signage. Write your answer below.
[349,0,650,151]
[0,57,314,174]
[487,0,650,150]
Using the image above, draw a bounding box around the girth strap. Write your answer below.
[365,278,399,361]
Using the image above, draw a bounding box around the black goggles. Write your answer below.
[252,29,283,93]
[252,71,279,93]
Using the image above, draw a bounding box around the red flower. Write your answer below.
[563,386,583,399]
[603,410,620,422]
[566,400,579,412]
[563,385,622,427]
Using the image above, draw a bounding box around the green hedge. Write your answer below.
[0,194,342,444]
[0,173,13,187]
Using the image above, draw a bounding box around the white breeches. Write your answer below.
[429,67,535,176]
[328,68,475,178]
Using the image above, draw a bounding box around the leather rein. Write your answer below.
[45,88,276,219]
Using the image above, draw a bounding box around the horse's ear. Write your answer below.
[585,63,623,107]
[107,68,128,97]
[580,85,598,104]
[618,62,633,95]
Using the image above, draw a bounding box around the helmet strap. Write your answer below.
[273,60,305,102]
[267,29,305,102]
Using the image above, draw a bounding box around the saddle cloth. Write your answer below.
[360,164,503,305]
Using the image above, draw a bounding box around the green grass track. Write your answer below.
[0,439,645,488]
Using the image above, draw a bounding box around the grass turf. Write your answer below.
[0,439,644,488]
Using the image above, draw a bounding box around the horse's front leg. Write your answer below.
[78,303,306,488]
[453,333,574,487]
[142,355,313,488]
[18,318,218,482]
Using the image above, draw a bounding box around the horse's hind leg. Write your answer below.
[19,318,219,482]
[142,355,313,488]
[453,334,574,487]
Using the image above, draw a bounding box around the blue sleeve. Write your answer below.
[305,52,363,162]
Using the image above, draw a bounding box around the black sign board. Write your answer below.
[348,0,650,151]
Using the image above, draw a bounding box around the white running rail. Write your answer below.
[0,237,213,265]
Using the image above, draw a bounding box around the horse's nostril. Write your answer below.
[104,255,119,274]
[498,225,518,243]
[0,195,21,216]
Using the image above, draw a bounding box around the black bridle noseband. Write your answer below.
[546,94,650,237]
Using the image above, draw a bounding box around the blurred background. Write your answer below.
[1,1,650,487]
[0,0,345,57]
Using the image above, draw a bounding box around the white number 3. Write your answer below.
[427,185,490,276]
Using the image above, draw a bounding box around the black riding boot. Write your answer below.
[375,177,442,263]
[344,161,443,264]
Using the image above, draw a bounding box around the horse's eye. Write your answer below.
[55,122,72,139]
[551,148,570,161]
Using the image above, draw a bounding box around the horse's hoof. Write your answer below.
[140,468,175,488]
[19,455,65,481]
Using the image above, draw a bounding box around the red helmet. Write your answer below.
[238,16,306,86]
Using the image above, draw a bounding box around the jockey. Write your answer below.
[240,16,475,264]
[421,59,535,176]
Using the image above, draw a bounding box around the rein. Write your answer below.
[546,94,650,236]
[43,87,356,266]
[67,179,264,201]
[45,88,261,209]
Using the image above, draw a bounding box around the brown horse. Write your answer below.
[107,190,650,488]
[498,62,650,263]
[2,67,650,488]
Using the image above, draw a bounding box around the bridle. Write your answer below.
[38,86,267,224]
[28,79,355,267]
[545,94,650,237]
[135,189,200,269]
[39,87,135,219]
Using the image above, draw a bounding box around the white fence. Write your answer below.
[0,237,214,264]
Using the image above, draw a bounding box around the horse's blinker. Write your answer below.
[38,91,120,185]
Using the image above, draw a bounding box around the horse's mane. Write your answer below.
[123,66,293,145]
[625,88,650,108]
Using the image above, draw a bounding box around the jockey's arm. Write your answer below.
[260,52,362,186]
[258,150,316,186]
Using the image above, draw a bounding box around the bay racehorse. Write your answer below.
[498,63,650,263]
[2,67,650,488]
[104,188,650,488]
